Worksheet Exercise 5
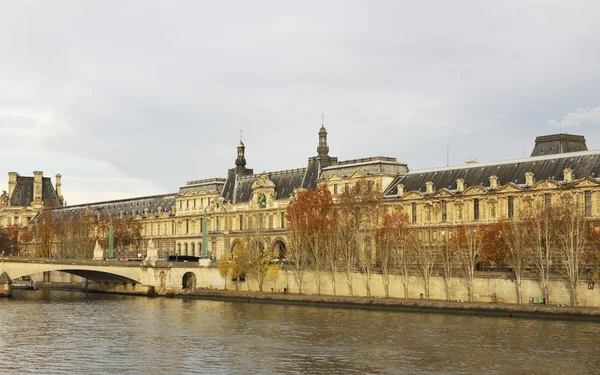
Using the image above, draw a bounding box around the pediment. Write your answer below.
[326,173,343,181]
[349,171,366,179]
[532,180,560,190]
[432,188,455,198]
[496,183,523,193]
[462,186,487,195]
[573,177,600,188]
[402,191,424,200]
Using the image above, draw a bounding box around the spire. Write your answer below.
[317,114,329,158]
[235,138,247,170]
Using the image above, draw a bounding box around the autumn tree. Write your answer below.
[230,239,248,291]
[439,229,457,300]
[453,225,485,302]
[554,201,594,306]
[243,216,271,292]
[523,204,557,304]
[218,253,231,290]
[33,205,56,257]
[338,181,380,297]
[286,185,333,295]
[494,218,529,304]
[409,227,437,299]
[375,211,409,298]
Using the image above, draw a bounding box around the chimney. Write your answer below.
[525,172,534,187]
[397,184,405,197]
[425,181,434,194]
[33,171,43,202]
[8,172,19,201]
[563,168,573,183]
[55,174,63,201]
[489,175,498,189]
[456,178,465,192]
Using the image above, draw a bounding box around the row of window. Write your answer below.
[410,191,593,223]
[178,197,212,210]
[332,181,375,195]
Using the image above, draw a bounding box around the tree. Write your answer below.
[409,227,437,299]
[218,253,231,290]
[493,218,529,304]
[267,263,280,292]
[286,185,333,294]
[230,239,248,291]
[523,204,556,304]
[453,225,484,302]
[338,182,380,297]
[554,201,593,306]
[375,211,409,298]
[439,229,458,300]
[33,205,56,257]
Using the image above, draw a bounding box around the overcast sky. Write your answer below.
[1,1,600,205]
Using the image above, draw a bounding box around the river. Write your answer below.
[0,290,598,374]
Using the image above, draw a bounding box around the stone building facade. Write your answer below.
[39,129,600,261]
[0,172,64,228]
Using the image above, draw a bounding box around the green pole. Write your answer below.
[201,209,209,259]
[108,216,114,259]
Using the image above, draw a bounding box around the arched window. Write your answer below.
[184,243,188,256]
[177,243,181,255]
[191,243,195,256]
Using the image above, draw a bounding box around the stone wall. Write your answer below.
[193,268,600,307]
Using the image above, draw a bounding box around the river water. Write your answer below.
[0,290,598,375]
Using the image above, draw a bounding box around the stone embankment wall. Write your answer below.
[196,268,600,307]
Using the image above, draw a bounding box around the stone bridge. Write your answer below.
[0,257,221,295]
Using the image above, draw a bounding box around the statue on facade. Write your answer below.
[0,190,8,204]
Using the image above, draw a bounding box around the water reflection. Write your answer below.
[0,290,599,374]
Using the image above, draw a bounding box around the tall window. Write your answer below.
[545,193,552,210]
[367,180,373,191]
[186,219,189,234]
[193,199,196,208]
[334,184,338,195]
[281,212,285,228]
[441,200,447,222]
[186,200,189,208]
[508,196,514,218]
[585,190,592,216]
[239,215,243,230]
[259,215,264,230]
[216,216,220,231]
[473,198,480,221]
[179,201,182,209]
[345,183,349,194]
[411,203,417,223]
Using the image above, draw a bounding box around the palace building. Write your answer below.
[0,172,64,228]
[20,127,600,260]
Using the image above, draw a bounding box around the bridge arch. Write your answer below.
[182,272,196,289]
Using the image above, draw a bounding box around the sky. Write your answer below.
[1,1,600,205]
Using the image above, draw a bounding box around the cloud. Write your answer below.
[1,1,600,203]
[548,106,600,129]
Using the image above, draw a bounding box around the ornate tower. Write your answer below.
[317,125,329,158]
[235,140,247,173]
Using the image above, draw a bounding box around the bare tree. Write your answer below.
[454,225,484,302]
[554,201,592,306]
[410,227,436,299]
[524,205,556,304]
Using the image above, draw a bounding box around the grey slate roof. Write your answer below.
[10,177,61,207]
[51,194,177,218]
[220,158,322,204]
[531,134,588,156]
[384,150,600,196]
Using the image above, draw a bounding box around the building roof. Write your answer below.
[531,133,588,156]
[10,176,61,208]
[50,193,177,218]
[384,149,600,196]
